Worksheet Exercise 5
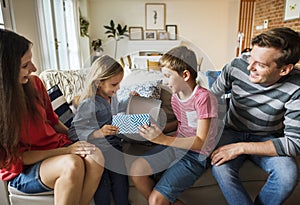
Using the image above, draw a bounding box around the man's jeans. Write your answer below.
[212,128,298,205]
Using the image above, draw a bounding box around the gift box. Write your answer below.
[112,113,150,134]
[113,95,161,144]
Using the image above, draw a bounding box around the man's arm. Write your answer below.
[211,140,277,166]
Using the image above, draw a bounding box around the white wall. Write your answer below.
[10,0,240,72]
[11,0,42,71]
[87,0,240,70]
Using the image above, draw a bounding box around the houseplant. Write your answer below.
[104,20,128,58]
[79,10,90,37]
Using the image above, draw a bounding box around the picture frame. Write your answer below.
[157,31,169,40]
[129,27,144,40]
[144,31,157,40]
[145,3,166,30]
[166,25,177,40]
[284,0,300,21]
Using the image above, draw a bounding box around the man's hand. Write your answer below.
[211,143,243,166]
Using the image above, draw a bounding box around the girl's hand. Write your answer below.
[68,141,96,156]
[100,125,119,137]
[89,125,119,139]
[130,91,139,96]
[138,124,162,142]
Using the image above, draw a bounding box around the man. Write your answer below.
[210,27,300,205]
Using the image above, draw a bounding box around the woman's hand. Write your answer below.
[138,124,163,142]
[67,141,97,156]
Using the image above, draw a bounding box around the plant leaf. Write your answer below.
[110,20,115,28]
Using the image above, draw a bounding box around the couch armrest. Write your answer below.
[0,180,10,205]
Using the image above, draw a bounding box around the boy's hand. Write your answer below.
[138,124,162,141]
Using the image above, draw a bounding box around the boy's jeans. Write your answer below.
[212,128,298,205]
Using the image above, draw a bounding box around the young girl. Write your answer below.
[68,55,129,205]
[130,46,219,205]
[0,29,103,205]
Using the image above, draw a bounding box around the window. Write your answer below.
[0,2,4,29]
[36,0,81,71]
[0,0,14,30]
[237,0,255,56]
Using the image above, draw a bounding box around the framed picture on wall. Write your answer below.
[166,25,177,40]
[145,3,166,30]
[284,0,300,21]
[129,27,144,40]
[157,31,169,40]
[144,31,157,40]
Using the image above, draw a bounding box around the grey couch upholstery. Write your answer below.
[1,69,299,205]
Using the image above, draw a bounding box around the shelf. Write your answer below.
[127,40,181,54]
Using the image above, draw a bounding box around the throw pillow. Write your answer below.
[48,85,74,128]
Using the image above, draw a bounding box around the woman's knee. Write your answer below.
[84,147,105,167]
[63,154,85,172]
[55,154,86,182]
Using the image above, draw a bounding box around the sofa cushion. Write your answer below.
[39,69,88,103]
[159,84,176,123]
[48,85,74,128]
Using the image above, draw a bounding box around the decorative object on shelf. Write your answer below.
[166,25,177,40]
[284,0,300,21]
[145,3,166,30]
[157,31,169,40]
[104,20,129,58]
[79,10,90,37]
[91,39,103,63]
[144,30,157,40]
[91,39,103,52]
[129,27,144,40]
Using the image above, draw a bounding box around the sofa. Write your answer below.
[1,68,300,205]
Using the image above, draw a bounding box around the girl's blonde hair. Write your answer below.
[79,55,123,102]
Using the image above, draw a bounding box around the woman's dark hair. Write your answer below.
[251,27,300,68]
[0,29,36,168]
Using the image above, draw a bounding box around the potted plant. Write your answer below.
[79,10,90,37]
[104,20,128,58]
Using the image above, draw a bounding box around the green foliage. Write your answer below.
[104,20,128,41]
[79,10,89,37]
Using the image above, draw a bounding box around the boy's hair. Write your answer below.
[251,27,300,67]
[160,46,198,80]
[79,55,123,102]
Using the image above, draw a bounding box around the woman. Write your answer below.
[0,29,104,205]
